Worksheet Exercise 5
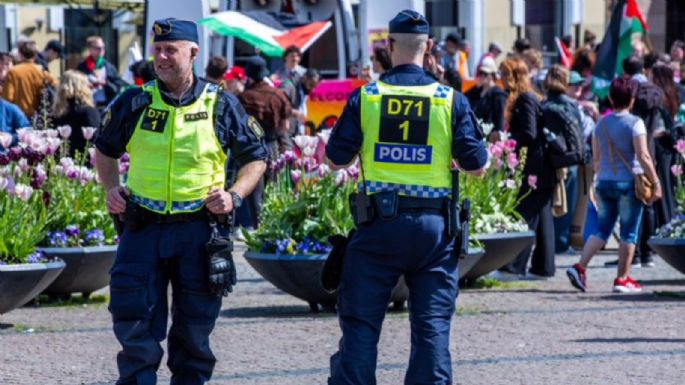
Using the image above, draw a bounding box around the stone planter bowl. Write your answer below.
[0,259,66,314]
[648,237,685,275]
[462,231,536,281]
[245,247,484,312]
[40,245,118,299]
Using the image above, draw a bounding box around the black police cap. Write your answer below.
[388,10,430,35]
[152,18,199,44]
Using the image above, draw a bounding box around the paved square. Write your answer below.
[1,244,684,385]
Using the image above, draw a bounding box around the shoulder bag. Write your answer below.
[601,119,654,204]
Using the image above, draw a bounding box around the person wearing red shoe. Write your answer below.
[567,77,662,293]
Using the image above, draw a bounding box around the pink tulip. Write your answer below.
[17,158,29,174]
[0,176,8,192]
[504,179,516,189]
[489,144,503,159]
[506,152,519,170]
[82,126,97,141]
[672,164,683,177]
[45,129,59,138]
[0,132,12,148]
[504,139,517,152]
[527,175,538,189]
[676,140,685,155]
[57,125,72,139]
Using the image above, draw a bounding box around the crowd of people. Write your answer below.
[446,34,685,294]
[0,36,125,152]
[2,28,684,295]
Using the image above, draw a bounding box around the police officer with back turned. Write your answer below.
[324,10,488,385]
[94,18,267,385]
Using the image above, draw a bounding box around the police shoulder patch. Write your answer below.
[247,116,264,138]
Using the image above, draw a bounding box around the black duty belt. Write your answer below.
[141,207,208,224]
[397,196,447,211]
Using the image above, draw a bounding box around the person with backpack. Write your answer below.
[494,58,558,280]
[541,65,586,254]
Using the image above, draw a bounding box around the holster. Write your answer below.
[321,229,355,293]
[458,199,471,259]
[349,192,374,226]
[118,198,146,232]
[206,216,237,297]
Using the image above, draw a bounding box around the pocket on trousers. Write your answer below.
[180,290,222,323]
[109,263,153,321]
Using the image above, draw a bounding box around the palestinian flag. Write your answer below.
[555,37,573,68]
[592,0,648,98]
[199,11,332,57]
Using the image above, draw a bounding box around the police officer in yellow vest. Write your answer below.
[94,19,267,385]
[325,10,488,385]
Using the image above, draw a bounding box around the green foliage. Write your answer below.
[0,191,48,264]
[461,140,529,234]
[245,162,355,254]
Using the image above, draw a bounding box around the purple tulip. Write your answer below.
[121,153,130,162]
[8,147,22,161]
[0,153,9,166]
[291,170,302,185]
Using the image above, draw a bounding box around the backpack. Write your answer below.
[541,96,585,168]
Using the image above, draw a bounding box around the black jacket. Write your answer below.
[76,59,128,107]
[465,85,507,134]
[508,91,557,189]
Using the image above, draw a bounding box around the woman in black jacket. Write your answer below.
[498,58,558,279]
[52,70,100,158]
[465,57,507,141]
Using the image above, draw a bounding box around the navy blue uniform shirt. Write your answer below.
[326,64,487,171]
[95,76,268,167]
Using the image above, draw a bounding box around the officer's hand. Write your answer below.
[205,188,233,214]
[106,186,129,214]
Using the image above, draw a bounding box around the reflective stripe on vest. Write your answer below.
[359,81,453,198]
[126,81,227,214]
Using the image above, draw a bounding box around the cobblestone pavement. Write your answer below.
[1,243,684,385]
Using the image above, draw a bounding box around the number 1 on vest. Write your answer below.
[399,120,410,141]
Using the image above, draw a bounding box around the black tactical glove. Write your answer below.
[206,231,237,297]
[321,229,355,293]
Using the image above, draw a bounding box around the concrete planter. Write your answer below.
[0,259,66,314]
[245,251,408,312]
[39,245,117,299]
[648,237,685,275]
[245,248,483,312]
[462,231,536,281]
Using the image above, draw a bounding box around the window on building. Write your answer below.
[525,0,562,53]
[64,9,118,70]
